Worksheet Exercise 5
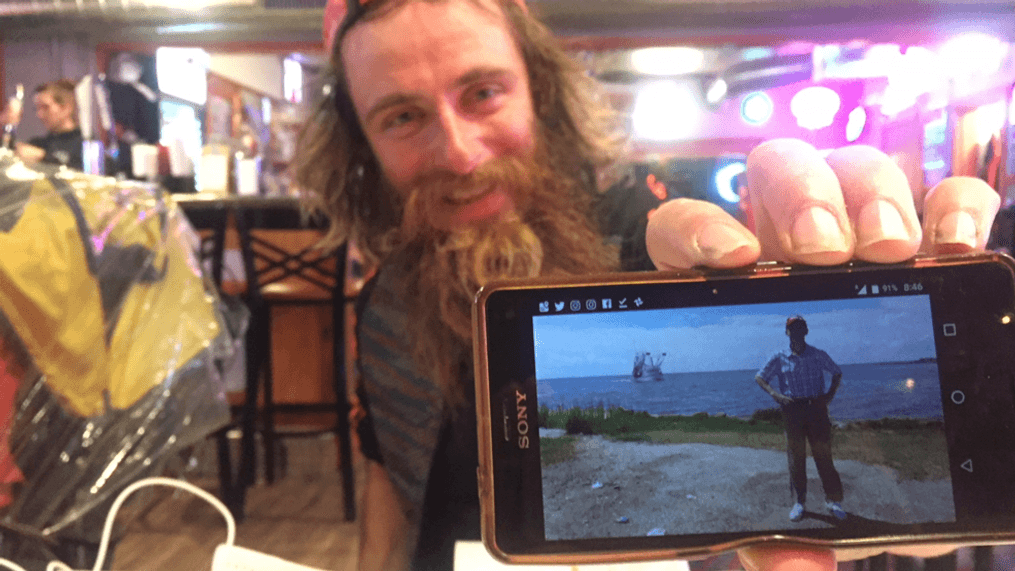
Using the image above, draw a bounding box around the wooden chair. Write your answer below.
[181,200,355,522]
[180,204,249,518]
[233,205,355,522]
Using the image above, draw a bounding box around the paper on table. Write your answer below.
[168,139,193,176]
[201,152,229,195]
[131,143,159,180]
[453,542,691,571]
[235,157,261,196]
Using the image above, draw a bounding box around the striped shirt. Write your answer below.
[357,263,447,524]
[757,344,841,399]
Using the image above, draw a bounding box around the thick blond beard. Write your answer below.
[393,146,616,410]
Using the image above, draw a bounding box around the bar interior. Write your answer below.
[0,0,1014,569]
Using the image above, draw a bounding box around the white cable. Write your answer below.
[0,558,28,571]
[88,477,236,571]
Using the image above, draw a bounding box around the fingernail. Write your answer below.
[695,223,753,262]
[934,210,978,248]
[740,550,760,571]
[856,200,910,249]
[791,207,849,255]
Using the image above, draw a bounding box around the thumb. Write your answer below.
[739,546,836,571]
[645,198,760,270]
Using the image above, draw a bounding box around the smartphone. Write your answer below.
[473,252,1015,564]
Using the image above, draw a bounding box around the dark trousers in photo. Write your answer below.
[782,398,843,504]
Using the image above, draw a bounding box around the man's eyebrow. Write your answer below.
[455,67,513,88]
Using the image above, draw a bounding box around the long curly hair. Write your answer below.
[294,0,622,406]
[295,0,621,265]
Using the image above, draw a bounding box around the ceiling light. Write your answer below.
[791,86,840,130]
[845,107,867,142]
[632,80,701,141]
[939,33,1007,77]
[741,47,774,61]
[630,47,705,76]
[714,162,746,203]
[740,92,773,126]
[143,0,256,9]
[705,78,728,105]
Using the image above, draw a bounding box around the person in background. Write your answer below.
[299,0,1001,569]
[598,161,675,271]
[15,80,84,170]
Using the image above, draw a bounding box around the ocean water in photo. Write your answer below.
[537,362,943,421]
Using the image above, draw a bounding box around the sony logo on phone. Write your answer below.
[515,389,531,449]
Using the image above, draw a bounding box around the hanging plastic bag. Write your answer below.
[0,150,233,568]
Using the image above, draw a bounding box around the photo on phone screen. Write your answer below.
[533,295,952,539]
[476,254,1015,560]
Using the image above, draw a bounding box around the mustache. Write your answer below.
[400,154,545,239]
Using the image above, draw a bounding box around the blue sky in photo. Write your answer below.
[532,295,936,379]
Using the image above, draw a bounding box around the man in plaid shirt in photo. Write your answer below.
[756,315,846,523]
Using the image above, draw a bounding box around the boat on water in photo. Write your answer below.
[632,351,665,382]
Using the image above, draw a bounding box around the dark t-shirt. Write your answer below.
[354,182,656,570]
[27,129,84,170]
[596,173,667,272]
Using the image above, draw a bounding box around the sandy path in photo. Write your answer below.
[541,435,954,540]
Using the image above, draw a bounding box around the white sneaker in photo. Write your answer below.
[826,501,847,520]
[789,502,805,522]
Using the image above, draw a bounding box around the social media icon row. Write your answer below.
[539,297,644,312]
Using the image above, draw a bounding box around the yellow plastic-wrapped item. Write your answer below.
[0,149,234,568]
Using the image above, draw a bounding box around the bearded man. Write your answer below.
[296,0,1001,569]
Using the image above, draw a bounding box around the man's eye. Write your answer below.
[474,86,499,100]
[466,84,505,108]
[382,109,423,132]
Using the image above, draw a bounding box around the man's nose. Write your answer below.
[432,107,489,175]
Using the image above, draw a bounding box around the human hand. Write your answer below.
[644,139,995,569]
[14,142,45,164]
[645,139,1001,270]
[738,543,960,571]
[1,99,23,127]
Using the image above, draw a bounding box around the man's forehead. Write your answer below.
[341,0,522,108]
[341,0,510,65]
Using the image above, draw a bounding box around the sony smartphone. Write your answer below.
[473,252,1015,564]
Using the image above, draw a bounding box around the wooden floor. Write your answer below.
[110,434,360,571]
[102,433,1015,571]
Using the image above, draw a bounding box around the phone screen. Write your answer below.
[535,293,951,540]
[478,255,1015,557]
